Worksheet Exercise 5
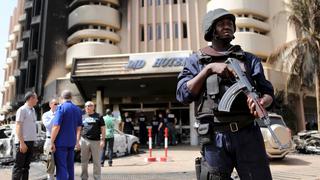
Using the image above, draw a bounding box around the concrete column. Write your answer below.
[96,90,103,115]
[190,102,198,146]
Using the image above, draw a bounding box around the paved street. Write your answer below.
[1,146,320,179]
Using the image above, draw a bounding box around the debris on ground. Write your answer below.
[293,130,320,154]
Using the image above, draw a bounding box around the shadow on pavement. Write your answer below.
[270,156,311,166]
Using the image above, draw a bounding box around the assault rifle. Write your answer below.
[218,58,289,150]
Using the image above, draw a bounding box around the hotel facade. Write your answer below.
[1,0,317,145]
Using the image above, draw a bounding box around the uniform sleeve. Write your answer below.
[53,106,63,126]
[16,108,24,123]
[248,53,275,100]
[176,54,201,104]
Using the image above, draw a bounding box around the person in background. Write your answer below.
[157,113,165,147]
[121,112,134,135]
[137,111,147,146]
[101,109,116,167]
[165,109,177,145]
[42,98,59,180]
[12,91,38,180]
[151,115,159,146]
[50,90,82,180]
[79,101,105,180]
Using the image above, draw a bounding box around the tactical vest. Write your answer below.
[195,46,255,123]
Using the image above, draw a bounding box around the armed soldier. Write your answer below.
[176,8,274,180]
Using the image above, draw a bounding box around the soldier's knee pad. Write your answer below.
[196,157,231,180]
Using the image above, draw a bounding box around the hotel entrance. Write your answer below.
[119,102,190,144]
[71,51,197,145]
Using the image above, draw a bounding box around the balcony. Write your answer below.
[9,34,16,41]
[14,69,21,77]
[68,5,120,29]
[207,0,269,18]
[24,1,33,9]
[237,17,270,32]
[69,0,120,10]
[4,81,10,89]
[31,15,41,25]
[67,29,121,45]
[233,32,272,57]
[16,41,24,49]
[9,76,15,84]
[6,58,13,65]
[13,24,21,33]
[19,13,26,22]
[66,42,120,68]
[22,30,31,39]
[10,50,18,59]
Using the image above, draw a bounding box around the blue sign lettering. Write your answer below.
[152,57,186,67]
[126,60,146,69]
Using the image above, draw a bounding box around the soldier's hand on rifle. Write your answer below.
[247,94,273,117]
[205,63,234,78]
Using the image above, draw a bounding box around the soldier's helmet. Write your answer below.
[203,8,236,42]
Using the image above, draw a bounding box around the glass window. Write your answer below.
[156,24,161,39]
[140,25,145,41]
[148,0,152,6]
[141,0,144,7]
[165,23,170,39]
[147,24,153,40]
[174,22,179,38]
[182,22,187,38]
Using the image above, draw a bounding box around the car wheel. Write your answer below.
[130,142,139,154]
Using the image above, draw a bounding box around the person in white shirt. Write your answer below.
[12,91,38,180]
[42,99,59,180]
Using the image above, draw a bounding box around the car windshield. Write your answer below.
[256,116,286,127]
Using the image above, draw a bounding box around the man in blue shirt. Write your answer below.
[51,90,82,180]
[177,8,273,180]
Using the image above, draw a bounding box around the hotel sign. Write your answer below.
[126,51,191,71]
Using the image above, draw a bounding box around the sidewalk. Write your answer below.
[74,145,201,180]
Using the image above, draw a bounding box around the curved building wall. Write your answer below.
[67,0,121,68]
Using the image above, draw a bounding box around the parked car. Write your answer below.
[75,129,139,161]
[0,122,46,163]
[256,113,294,160]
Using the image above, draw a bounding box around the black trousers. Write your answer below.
[101,138,114,165]
[12,141,34,180]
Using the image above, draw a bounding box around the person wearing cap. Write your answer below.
[176,8,274,179]
[12,91,38,180]
[79,101,105,180]
[50,90,83,180]
[100,109,117,167]
[42,98,59,180]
